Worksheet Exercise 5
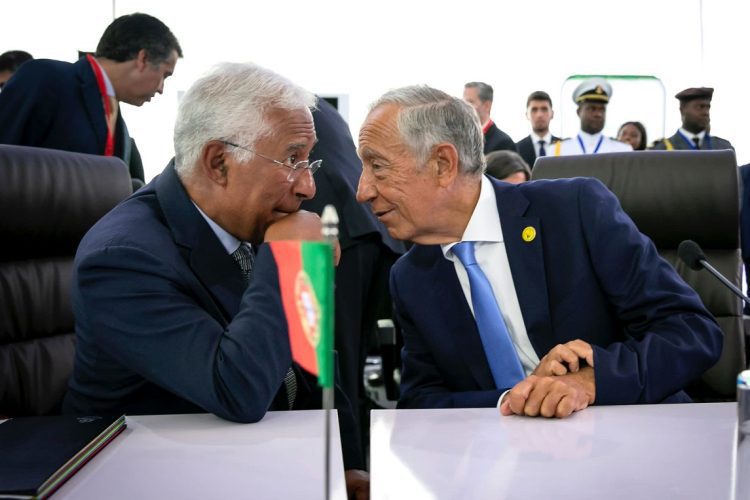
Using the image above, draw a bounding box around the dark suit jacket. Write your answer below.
[741,164,750,313]
[62,161,363,468]
[516,134,561,168]
[483,122,517,154]
[392,177,722,409]
[650,131,734,151]
[0,57,144,181]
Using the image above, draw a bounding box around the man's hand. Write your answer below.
[264,210,341,264]
[532,340,594,377]
[345,469,370,500]
[500,366,596,418]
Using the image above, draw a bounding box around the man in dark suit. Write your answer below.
[463,82,516,154]
[651,87,733,151]
[62,63,368,495]
[355,85,721,417]
[515,91,560,168]
[302,98,405,435]
[0,13,181,184]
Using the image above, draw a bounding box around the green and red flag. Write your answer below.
[269,241,335,388]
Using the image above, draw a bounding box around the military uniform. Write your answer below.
[651,87,734,151]
[553,77,633,156]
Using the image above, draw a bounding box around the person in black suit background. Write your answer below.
[0,13,181,185]
[302,98,406,448]
[463,82,516,154]
[0,50,33,90]
[515,91,560,168]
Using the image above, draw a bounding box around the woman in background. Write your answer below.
[617,121,648,150]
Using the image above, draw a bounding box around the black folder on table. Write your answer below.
[0,414,126,499]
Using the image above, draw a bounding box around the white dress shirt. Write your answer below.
[530,132,553,157]
[440,176,541,378]
[678,128,707,148]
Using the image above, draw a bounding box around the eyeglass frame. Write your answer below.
[221,140,322,181]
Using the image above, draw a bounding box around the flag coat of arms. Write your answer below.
[269,241,334,388]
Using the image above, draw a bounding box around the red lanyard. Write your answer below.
[86,54,115,156]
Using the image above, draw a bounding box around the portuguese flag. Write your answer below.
[269,241,334,388]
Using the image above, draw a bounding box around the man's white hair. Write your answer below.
[173,62,316,177]
[370,85,485,175]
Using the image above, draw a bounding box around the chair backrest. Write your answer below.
[0,145,132,416]
[533,150,744,397]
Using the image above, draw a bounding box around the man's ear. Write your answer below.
[135,49,149,71]
[433,143,460,187]
[199,141,229,186]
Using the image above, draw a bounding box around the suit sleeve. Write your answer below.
[74,243,293,423]
[392,271,507,409]
[0,62,59,146]
[577,180,723,404]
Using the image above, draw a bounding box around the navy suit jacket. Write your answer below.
[516,134,561,169]
[63,161,362,468]
[392,177,722,409]
[483,122,517,154]
[0,58,143,181]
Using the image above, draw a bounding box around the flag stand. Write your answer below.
[321,205,339,500]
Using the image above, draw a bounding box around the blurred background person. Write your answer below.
[617,121,648,150]
[516,91,560,168]
[553,78,632,155]
[485,150,531,184]
[651,87,733,151]
[0,50,33,90]
[463,81,516,154]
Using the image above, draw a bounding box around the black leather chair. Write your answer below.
[533,150,745,398]
[0,145,131,416]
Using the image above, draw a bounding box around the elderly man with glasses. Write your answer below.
[63,62,369,497]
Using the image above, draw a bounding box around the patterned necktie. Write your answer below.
[692,137,701,150]
[231,243,297,408]
[452,241,525,389]
[231,243,255,283]
[538,140,547,157]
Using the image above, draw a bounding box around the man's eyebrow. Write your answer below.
[359,146,385,161]
[286,139,317,153]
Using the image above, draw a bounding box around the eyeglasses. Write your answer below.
[221,140,322,181]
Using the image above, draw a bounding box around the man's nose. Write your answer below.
[356,171,375,203]
[294,168,316,200]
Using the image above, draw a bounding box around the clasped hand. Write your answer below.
[500,340,596,418]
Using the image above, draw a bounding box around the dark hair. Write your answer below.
[526,90,552,108]
[96,12,182,64]
[485,150,531,182]
[617,121,648,150]
[464,81,493,103]
[0,50,33,73]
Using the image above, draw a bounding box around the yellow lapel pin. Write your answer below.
[522,226,536,242]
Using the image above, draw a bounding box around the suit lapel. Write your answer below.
[492,179,555,357]
[156,161,247,321]
[75,58,107,154]
[428,249,496,389]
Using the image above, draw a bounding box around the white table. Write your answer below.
[371,403,736,500]
[54,410,346,500]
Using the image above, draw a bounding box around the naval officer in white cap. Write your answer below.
[552,78,632,156]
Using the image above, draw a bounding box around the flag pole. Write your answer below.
[321,205,338,500]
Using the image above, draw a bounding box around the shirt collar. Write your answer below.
[482,119,494,134]
[192,202,242,255]
[441,175,503,259]
[531,131,552,143]
[679,127,706,141]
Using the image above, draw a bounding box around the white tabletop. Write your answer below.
[371,403,736,500]
[54,410,346,500]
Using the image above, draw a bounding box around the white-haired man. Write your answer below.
[63,62,368,495]
[356,85,721,418]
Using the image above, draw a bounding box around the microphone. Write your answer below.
[678,239,750,306]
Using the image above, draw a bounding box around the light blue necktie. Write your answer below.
[452,241,525,389]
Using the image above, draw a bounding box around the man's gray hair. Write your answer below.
[173,62,316,177]
[370,85,485,175]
